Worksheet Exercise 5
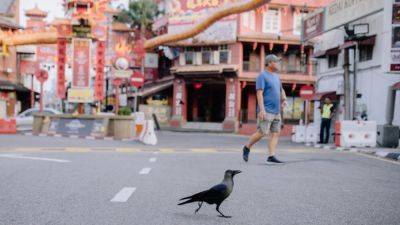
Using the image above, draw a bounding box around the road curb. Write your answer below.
[20,132,137,142]
[306,142,399,161]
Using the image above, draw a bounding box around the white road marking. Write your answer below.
[139,167,152,174]
[149,157,157,162]
[110,187,136,202]
[0,154,70,163]
[153,151,159,155]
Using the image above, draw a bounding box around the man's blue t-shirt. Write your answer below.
[255,71,281,114]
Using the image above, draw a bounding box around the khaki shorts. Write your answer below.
[257,112,281,135]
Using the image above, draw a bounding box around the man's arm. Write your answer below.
[257,90,265,113]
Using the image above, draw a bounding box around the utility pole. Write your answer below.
[343,48,351,120]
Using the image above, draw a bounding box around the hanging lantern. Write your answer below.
[194,83,202,90]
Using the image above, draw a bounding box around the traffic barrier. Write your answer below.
[139,120,157,145]
[291,125,306,143]
[305,123,319,143]
[0,118,17,134]
[334,120,377,147]
[134,112,145,137]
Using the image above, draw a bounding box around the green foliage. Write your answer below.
[114,0,161,32]
[118,106,132,116]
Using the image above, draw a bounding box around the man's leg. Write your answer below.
[325,119,331,143]
[268,132,279,156]
[319,120,326,143]
[245,131,264,149]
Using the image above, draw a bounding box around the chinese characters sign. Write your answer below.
[72,38,91,88]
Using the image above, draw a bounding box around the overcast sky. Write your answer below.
[19,0,129,27]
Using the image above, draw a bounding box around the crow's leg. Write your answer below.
[216,204,231,218]
[195,202,203,214]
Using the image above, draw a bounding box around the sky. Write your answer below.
[19,0,129,27]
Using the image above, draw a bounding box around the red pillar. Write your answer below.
[259,44,265,71]
[248,89,257,122]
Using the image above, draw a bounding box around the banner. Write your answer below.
[68,88,93,103]
[94,41,105,100]
[391,1,400,72]
[72,38,91,88]
[57,38,67,99]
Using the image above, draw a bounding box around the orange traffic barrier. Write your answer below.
[0,118,17,134]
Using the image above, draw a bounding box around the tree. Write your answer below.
[114,0,160,38]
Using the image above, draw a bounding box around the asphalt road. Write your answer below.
[0,133,399,225]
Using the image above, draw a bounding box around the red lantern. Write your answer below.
[133,39,146,60]
[113,78,122,87]
[194,83,202,90]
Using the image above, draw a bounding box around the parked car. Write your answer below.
[15,108,62,131]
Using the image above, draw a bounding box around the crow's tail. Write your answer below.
[178,198,194,205]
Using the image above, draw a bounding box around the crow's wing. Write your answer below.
[179,184,228,205]
[199,184,229,204]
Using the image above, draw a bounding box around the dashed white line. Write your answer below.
[110,187,136,202]
[0,154,70,163]
[149,157,157,162]
[139,167,152,174]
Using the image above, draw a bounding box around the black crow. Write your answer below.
[178,169,241,218]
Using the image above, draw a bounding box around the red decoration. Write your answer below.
[130,71,144,88]
[194,83,202,90]
[72,38,91,88]
[133,39,146,60]
[57,38,67,99]
[35,70,49,83]
[94,41,105,101]
[299,85,315,100]
[113,78,122,87]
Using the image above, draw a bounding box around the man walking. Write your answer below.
[319,98,335,144]
[242,54,287,164]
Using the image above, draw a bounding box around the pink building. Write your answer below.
[154,0,331,134]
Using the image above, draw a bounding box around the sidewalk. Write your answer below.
[309,142,400,161]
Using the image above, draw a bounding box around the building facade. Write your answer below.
[312,0,400,128]
[155,0,331,134]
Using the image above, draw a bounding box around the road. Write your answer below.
[0,132,399,225]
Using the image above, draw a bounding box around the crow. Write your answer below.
[178,169,241,218]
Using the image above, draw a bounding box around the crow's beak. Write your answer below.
[233,170,242,175]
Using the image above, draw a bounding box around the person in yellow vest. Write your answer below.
[319,98,335,144]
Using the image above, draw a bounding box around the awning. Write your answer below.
[312,50,326,58]
[171,64,238,75]
[314,91,338,100]
[325,47,340,55]
[132,80,173,97]
[0,80,30,92]
[393,82,400,90]
[358,35,376,46]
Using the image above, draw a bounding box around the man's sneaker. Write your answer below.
[266,156,284,165]
[242,146,250,162]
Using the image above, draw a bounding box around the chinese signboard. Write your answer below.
[302,8,324,41]
[391,1,400,72]
[94,41,105,100]
[72,38,91,88]
[167,0,238,44]
[68,88,93,103]
[57,38,67,99]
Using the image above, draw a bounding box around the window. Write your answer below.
[328,54,338,68]
[201,47,212,64]
[293,12,307,35]
[359,45,373,62]
[185,47,194,65]
[241,11,255,30]
[262,9,280,34]
[219,45,229,64]
[242,12,249,27]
